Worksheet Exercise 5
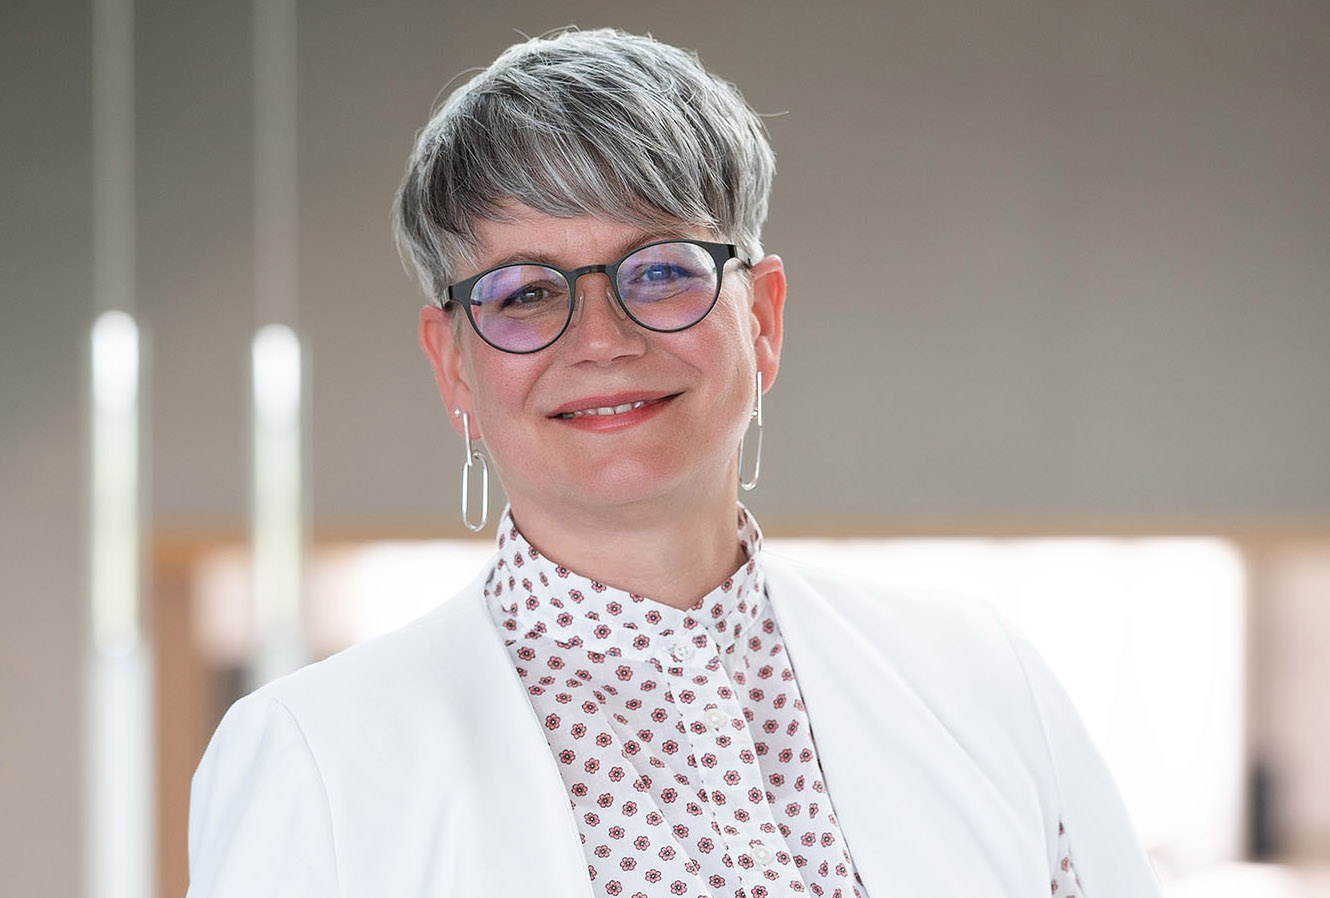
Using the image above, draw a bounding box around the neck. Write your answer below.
[507,491,746,611]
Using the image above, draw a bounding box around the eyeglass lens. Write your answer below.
[467,241,721,353]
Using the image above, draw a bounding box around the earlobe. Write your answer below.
[419,304,476,438]
[747,255,786,392]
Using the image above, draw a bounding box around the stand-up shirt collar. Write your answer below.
[485,505,767,659]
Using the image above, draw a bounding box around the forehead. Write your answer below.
[468,205,715,273]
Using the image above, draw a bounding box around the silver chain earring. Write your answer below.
[454,409,489,532]
[738,371,763,491]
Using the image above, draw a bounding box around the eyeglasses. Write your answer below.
[445,239,746,354]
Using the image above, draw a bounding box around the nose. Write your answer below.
[563,272,646,364]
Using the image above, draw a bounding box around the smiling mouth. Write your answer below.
[554,395,676,419]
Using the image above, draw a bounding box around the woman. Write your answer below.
[187,29,1161,898]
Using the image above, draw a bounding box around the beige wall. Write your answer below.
[3,0,1329,893]
[1,3,91,895]
[123,0,1330,532]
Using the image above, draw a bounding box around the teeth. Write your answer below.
[560,400,652,419]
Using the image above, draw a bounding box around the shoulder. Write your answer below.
[763,553,1056,789]
[201,561,507,799]
[258,561,498,720]
[762,552,1040,752]
[187,559,537,894]
[760,555,1090,761]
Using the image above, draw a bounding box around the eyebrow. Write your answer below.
[481,228,692,271]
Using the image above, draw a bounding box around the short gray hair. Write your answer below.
[394,28,776,305]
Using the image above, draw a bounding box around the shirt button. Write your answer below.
[671,642,695,662]
[704,708,729,730]
[751,842,774,865]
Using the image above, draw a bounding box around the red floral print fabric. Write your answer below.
[1051,820,1084,896]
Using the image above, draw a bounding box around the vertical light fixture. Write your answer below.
[250,324,304,684]
[87,0,154,894]
[88,310,154,898]
[90,311,141,656]
[250,0,305,688]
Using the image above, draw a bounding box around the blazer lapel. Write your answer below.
[441,575,596,898]
[762,557,1043,898]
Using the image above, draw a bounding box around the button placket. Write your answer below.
[668,648,794,896]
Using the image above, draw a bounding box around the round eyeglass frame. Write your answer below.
[443,239,748,354]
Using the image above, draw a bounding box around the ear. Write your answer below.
[419,304,480,439]
[746,254,786,393]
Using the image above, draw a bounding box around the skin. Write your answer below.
[419,205,786,610]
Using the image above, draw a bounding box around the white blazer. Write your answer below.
[187,554,1161,897]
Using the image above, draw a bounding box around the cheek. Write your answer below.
[465,354,556,449]
[707,299,759,379]
[715,283,758,344]
[461,346,520,427]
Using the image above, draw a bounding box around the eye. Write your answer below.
[501,283,556,307]
[619,242,714,294]
[471,265,569,316]
[637,263,688,283]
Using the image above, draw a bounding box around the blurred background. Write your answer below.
[2,0,1328,896]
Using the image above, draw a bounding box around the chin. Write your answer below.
[525,456,721,515]
[577,465,686,507]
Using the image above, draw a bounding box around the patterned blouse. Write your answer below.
[483,507,1086,898]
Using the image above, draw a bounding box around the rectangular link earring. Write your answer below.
[455,408,490,531]
[738,371,763,491]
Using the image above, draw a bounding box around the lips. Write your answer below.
[549,392,679,420]
[558,399,657,419]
